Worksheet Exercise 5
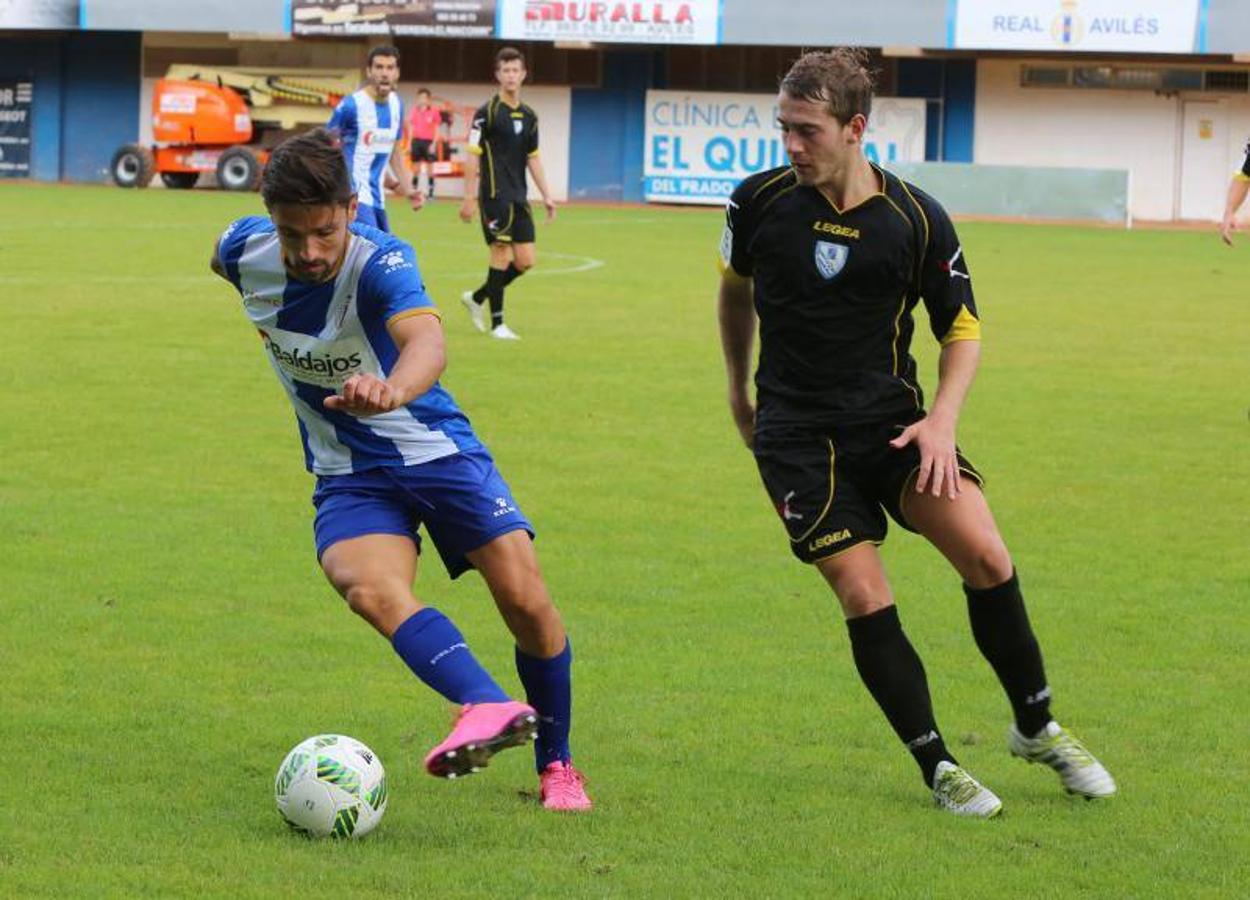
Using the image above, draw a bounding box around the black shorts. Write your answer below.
[753,413,984,564]
[479,199,535,246]
[410,139,436,163]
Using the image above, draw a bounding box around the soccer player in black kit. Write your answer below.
[718,49,1116,817]
[460,46,557,341]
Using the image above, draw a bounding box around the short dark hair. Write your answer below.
[416,87,431,97]
[367,45,400,67]
[261,128,353,208]
[780,48,875,123]
[495,46,525,68]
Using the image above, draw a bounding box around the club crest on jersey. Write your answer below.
[513,119,523,135]
[814,241,849,280]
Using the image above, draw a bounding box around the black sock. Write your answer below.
[483,266,508,328]
[847,605,955,786]
[965,570,1052,737]
[502,263,523,286]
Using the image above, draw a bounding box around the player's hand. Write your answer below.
[324,374,402,417]
[543,197,557,222]
[1221,214,1237,245]
[728,392,755,449]
[459,200,476,224]
[410,190,427,212]
[889,415,962,500]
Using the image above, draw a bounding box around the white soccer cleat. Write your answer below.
[490,323,521,341]
[461,291,487,333]
[932,761,1004,818]
[1008,721,1117,799]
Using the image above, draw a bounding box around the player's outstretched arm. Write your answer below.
[718,272,757,448]
[324,314,446,416]
[1221,177,1250,245]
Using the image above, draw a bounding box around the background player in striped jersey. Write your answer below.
[328,45,424,233]
[459,47,557,341]
[209,129,591,811]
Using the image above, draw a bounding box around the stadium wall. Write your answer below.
[974,58,1250,222]
[0,30,140,182]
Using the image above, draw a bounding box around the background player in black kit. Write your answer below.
[459,47,557,341]
[1219,140,1250,244]
[718,49,1116,817]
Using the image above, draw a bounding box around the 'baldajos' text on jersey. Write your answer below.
[467,95,539,203]
[328,89,403,210]
[217,216,480,475]
[722,164,981,431]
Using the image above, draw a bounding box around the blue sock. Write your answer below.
[391,608,509,705]
[515,639,573,772]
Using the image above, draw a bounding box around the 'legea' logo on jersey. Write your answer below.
[257,328,363,388]
[814,241,849,280]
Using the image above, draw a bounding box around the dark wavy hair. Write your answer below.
[367,45,400,67]
[261,128,353,208]
[780,48,876,123]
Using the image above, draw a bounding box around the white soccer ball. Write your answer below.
[274,734,388,839]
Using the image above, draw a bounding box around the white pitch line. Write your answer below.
[570,217,659,226]
[522,250,605,276]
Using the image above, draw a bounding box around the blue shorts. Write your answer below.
[311,448,533,579]
[354,203,390,233]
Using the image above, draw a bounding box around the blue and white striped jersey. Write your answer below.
[327,89,403,210]
[217,215,481,475]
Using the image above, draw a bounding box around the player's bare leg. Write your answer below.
[321,533,536,780]
[512,241,536,274]
[816,543,1002,817]
[469,530,591,810]
[904,481,1116,799]
[468,529,563,656]
[320,533,422,637]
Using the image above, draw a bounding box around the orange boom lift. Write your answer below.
[110,65,359,190]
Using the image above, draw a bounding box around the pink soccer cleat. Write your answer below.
[424,700,538,779]
[539,761,593,812]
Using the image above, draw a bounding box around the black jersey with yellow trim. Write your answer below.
[1238,141,1250,181]
[467,94,539,203]
[721,164,980,431]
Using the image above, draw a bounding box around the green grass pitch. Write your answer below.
[0,183,1247,897]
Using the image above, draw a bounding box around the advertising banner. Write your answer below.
[497,0,721,45]
[643,90,927,205]
[0,81,33,179]
[80,0,287,33]
[292,0,496,38]
[950,0,1203,54]
[0,0,78,28]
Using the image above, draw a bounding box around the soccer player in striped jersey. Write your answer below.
[210,129,591,811]
[327,45,423,233]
